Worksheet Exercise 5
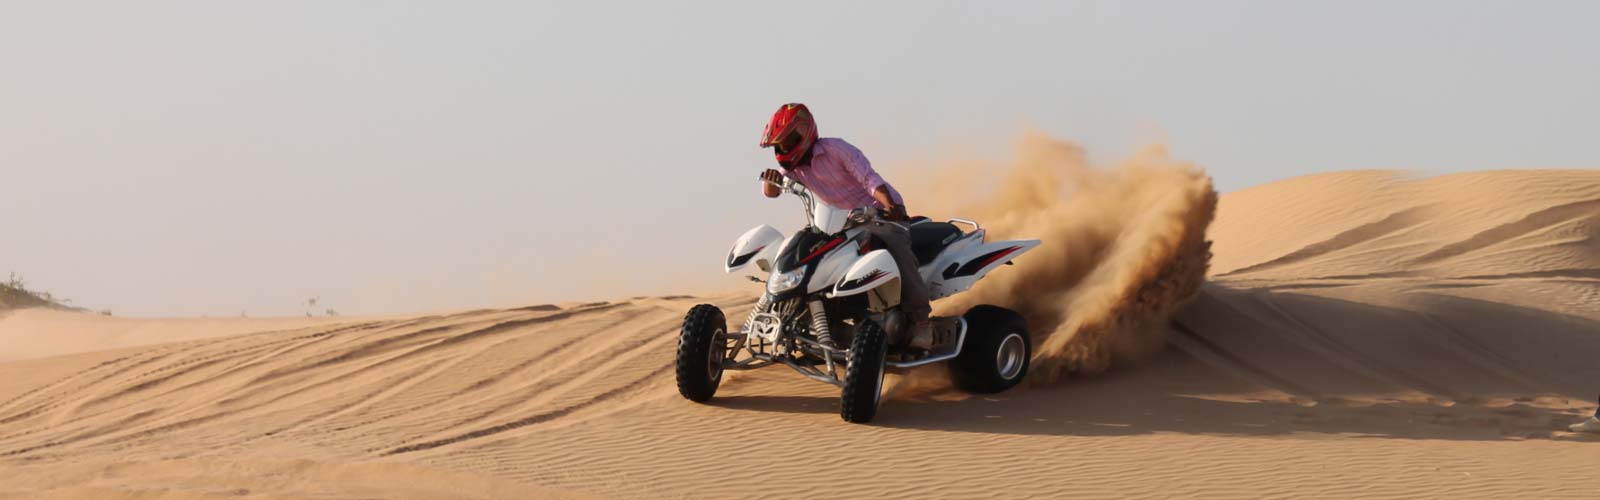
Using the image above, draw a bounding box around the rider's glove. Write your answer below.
[884,204,909,222]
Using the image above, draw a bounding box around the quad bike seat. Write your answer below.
[907,220,964,265]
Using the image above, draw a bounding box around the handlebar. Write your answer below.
[848,206,881,226]
[762,176,809,197]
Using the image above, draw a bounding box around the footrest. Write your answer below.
[886,318,967,369]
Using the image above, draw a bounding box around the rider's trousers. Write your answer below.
[863,220,931,325]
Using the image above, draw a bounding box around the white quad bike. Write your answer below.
[676,177,1041,423]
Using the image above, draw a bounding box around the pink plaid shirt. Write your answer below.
[782,138,904,210]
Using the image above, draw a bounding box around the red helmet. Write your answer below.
[760,103,817,168]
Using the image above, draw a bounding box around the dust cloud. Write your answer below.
[910,132,1217,381]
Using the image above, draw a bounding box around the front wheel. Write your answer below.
[676,304,728,402]
[840,319,889,423]
[950,305,1032,393]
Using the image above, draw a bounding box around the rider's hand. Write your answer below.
[760,169,783,198]
[760,169,784,186]
[885,204,909,221]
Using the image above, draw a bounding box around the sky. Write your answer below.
[4,1,1596,316]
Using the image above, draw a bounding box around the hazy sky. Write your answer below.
[5,1,1596,316]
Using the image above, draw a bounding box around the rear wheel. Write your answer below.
[676,304,728,402]
[840,319,889,423]
[950,305,1031,393]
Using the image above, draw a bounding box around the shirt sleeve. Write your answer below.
[835,140,903,207]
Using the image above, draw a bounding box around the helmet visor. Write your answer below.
[773,129,804,155]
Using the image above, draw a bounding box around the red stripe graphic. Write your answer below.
[799,238,844,264]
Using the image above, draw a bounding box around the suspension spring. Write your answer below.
[741,293,772,337]
[808,300,834,348]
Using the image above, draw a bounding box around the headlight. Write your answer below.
[766,268,805,294]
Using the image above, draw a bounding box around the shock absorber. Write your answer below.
[808,299,834,348]
[741,293,772,338]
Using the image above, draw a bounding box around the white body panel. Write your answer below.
[804,228,865,294]
[725,224,784,273]
[810,199,850,234]
[919,233,1042,300]
[829,249,900,298]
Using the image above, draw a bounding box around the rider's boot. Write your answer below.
[908,319,934,351]
[909,317,961,352]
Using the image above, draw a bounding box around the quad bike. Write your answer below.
[676,177,1040,423]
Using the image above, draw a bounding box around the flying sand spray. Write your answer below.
[896,132,1217,392]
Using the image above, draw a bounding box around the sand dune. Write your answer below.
[0,309,379,363]
[2,169,1599,499]
[1194,169,1600,400]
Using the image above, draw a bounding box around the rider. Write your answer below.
[757,103,935,350]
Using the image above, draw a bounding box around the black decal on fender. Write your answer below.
[837,269,889,291]
[728,245,766,268]
[943,246,1021,279]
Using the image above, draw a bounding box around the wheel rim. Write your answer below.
[995,332,1026,380]
[708,327,726,382]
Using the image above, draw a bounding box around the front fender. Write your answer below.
[828,249,900,298]
[726,224,784,273]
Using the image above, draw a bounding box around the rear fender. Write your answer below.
[828,249,900,298]
[726,225,784,273]
[931,239,1041,297]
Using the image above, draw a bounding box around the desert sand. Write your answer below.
[2,168,1598,499]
